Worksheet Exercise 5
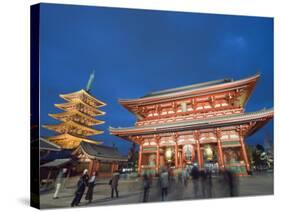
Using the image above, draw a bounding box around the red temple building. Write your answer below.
[110,73,273,176]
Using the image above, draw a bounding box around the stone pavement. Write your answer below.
[40,172,273,209]
[40,177,143,209]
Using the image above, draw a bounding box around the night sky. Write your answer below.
[39,3,273,155]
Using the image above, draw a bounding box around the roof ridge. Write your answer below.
[118,73,260,101]
[143,78,233,97]
[80,142,127,160]
[82,141,117,150]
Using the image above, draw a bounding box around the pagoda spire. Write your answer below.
[86,71,95,93]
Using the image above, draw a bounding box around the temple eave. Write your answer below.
[109,108,273,137]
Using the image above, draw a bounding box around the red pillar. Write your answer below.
[172,133,179,168]
[179,147,183,168]
[239,129,250,172]
[175,143,178,168]
[156,144,160,174]
[154,135,160,175]
[197,141,203,170]
[88,159,94,175]
[216,128,225,170]
[194,131,203,170]
[138,144,143,175]
[96,161,100,173]
[182,148,186,168]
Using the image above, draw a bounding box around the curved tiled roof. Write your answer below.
[143,78,233,98]
[119,73,260,105]
[79,142,127,162]
[41,158,72,168]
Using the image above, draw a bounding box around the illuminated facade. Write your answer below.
[110,74,273,176]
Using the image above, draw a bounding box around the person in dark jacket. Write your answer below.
[71,169,89,207]
[142,173,151,202]
[85,171,97,203]
[206,169,213,198]
[190,164,200,198]
[223,169,238,197]
[159,168,169,201]
[199,170,207,198]
[110,170,120,198]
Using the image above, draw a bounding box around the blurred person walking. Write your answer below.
[53,168,68,199]
[206,169,213,198]
[199,169,207,198]
[71,169,89,207]
[110,170,120,198]
[224,169,238,197]
[142,173,151,202]
[190,164,200,198]
[159,168,169,201]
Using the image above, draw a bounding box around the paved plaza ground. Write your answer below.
[40,171,273,209]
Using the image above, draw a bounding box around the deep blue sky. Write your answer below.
[39,3,273,154]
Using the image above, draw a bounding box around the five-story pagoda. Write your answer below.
[43,73,106,149]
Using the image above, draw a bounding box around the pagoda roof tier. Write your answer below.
[40,137,61,151]
[60,89,106,108]
[47,133,102,149]
[49,110,104,126]
[119,73,260,114]
[110,108,273,139]
[41,158,73,168]
[55,99,106,117]
[73,142,128,162]
[43,120,104,137]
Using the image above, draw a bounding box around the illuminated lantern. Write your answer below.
[204,145,213,161]
[165,147,174,162]
[183,144,195,162]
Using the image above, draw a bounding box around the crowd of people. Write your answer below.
[50,164,238,206]
[51,168,120,207]
[141,164,239,202]
[70,169,121,207]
